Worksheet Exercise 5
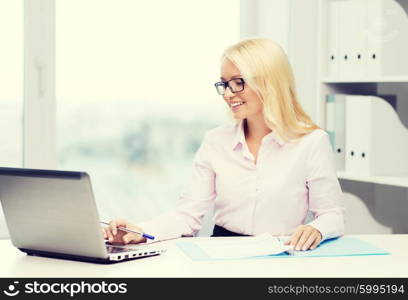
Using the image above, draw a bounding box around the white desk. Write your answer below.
[1,235,407,278]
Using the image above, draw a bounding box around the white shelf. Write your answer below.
[337,171,408,188]
[322,77,408,83]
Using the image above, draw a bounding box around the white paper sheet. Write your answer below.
[193,232,294,259]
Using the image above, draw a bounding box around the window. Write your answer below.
[56,0,240,223]
[0,0,23,168]
[0,0,23,238]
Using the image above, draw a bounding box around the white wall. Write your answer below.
[240,0,290,52]
[240,0,318,120]
[288,0,319,122]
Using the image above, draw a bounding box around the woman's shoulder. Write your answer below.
[304,128,328,139]
[299,128,329,147]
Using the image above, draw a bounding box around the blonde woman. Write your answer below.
[104,38,345,251]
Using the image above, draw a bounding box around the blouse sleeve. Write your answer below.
[139,132,217,243]
[305,130,345,241]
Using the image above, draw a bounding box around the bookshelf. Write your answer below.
[337,171,408,188]
[322,77,408,83]
[317,0,408,188]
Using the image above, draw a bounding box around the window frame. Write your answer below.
[23,0,56,169]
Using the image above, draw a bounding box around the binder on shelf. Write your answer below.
[349,0,366,78]
[345,95,408,176]
[325,94,346,171]
[366,0,408,78]
[365,0,382,78]
[345,95,370,174]
[338,0,353,79]
[338,0,366,79]
[325,0,408,79]
[326,0,340,78]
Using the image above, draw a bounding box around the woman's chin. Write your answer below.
[232,113,245,120]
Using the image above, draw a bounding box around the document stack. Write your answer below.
[326,94,408,176]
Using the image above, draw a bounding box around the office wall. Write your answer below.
[288,0,319,122]
[240,0,290,52]
[240,0,318,121]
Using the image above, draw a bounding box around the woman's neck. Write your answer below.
[244,117,272,141]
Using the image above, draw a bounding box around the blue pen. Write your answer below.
[100,221,155,240]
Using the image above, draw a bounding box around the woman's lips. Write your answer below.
[230,102,245,111]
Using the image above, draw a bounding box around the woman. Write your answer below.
[103,38,345,251]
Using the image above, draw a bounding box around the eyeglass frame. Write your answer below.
[214,78,245,96]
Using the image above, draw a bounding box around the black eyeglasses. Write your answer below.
[214,78,245,95]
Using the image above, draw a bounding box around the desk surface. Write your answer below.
[1,235,407,277]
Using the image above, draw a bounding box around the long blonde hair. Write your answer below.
[222,38,319,143]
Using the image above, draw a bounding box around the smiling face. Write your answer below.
[220,59,263,121]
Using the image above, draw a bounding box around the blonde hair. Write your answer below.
[222,38,319,143]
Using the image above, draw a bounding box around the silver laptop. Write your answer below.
[0,167,166,264]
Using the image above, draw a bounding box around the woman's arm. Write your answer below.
[138,132,217,242]
[305,130,345,241]
[286,130,345,250]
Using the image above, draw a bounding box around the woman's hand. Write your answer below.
[284,225,322,251]
[102,219,147,245]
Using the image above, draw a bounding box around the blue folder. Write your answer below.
[176,237,390,261]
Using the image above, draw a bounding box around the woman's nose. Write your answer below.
[223,86,235,99]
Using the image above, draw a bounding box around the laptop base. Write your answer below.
[20,248,158,264]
